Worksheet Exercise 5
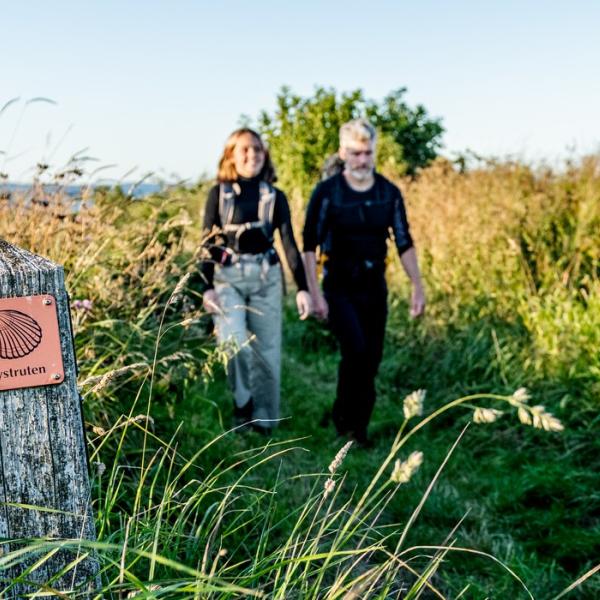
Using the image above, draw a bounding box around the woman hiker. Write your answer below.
[200,128,311,434]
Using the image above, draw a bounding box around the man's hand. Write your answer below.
[399,247,425,319]
[312,292,329,321]
[410,284,425,318]
[302,251,329,321]
[202,289,221,315]
[296,291,312,320]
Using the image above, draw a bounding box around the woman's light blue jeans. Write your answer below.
[213,258,282,430]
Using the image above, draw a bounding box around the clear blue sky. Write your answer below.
[2,0,599,183]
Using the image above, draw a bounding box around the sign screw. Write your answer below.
[43,298,52,305]
[52,373,62,381]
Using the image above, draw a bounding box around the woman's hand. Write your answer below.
[296,290,312,320]
[203,289,221,315]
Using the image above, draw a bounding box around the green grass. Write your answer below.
[138,287,598,598]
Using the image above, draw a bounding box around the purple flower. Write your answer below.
[72,299,93,312]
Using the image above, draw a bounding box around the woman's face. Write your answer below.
[232,132,265,178]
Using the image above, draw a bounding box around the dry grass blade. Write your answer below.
[25,97,57,106]
[0,97,21,116]
[397,424,469,551]
[400,545,534,599]
[550,562,600,600]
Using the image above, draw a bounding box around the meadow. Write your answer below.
[0,153,598,598]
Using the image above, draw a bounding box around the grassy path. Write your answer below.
[154,293,599,598]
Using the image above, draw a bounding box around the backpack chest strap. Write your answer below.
[218,181,277,251]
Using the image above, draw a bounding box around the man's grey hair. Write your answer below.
[339,118,377,148]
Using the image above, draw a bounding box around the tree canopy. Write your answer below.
[254,86,444,200]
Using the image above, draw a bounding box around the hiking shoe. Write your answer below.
[350,430,373,449]
[250,424,272,436]
[233,397,253,432]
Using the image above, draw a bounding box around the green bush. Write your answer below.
[255,86,444,204]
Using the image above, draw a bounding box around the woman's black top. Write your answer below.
[200,175,308,291]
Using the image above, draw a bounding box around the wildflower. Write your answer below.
[72,299,93,312]
[324,478,336,498]
[473,407,503,424]
[403,389,426,420]
[390,451,423,484]
[328,441,353,475]
[94,462,106,477]
[510,387,531,406]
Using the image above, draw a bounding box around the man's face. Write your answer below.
[339,139,375,181]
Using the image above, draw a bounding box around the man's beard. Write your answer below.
[347,166,374,181]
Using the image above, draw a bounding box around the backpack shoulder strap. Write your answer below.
[218,182,236,226]
[258,181,277,240]
[316,174,343,253]
[330,173,344,207]
[373,173,397,205]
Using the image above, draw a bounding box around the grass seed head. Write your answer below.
[518,406,532,425]
[515,404,564,432]
[530,405,564,432]
[541,413,564,432]
[403,389,426,420]
[169,272,191,304]
[510,387,531,406]
[473,407,503,424]
[324,478,336,498]
[390,451,424,484]
[80,362,150,393]
[328,440,353,474]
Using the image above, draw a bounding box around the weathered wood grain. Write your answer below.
[0,240,98,597]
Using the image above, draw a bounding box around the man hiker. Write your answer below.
[302,118,425,447]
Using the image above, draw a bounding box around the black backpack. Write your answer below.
[218,181,277,253]
[316,173,397,258]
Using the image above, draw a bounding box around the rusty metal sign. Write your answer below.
[0,294,65,391]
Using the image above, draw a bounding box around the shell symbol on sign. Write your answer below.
[0,310,43,359]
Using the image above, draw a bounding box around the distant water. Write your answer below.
[1,182,165,213]
[3,182,162,199]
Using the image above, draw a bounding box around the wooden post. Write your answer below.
[0,240,98,597]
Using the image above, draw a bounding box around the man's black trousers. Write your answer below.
[323,266,388,442]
